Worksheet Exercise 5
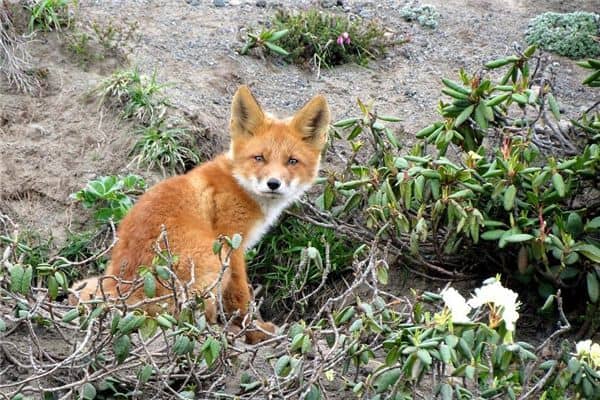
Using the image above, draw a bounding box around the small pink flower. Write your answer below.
[342,32,351,44]
[337,32,351,46]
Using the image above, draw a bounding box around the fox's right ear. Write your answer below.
[230,85,264,137]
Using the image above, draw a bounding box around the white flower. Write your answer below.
[441,287,472,323]
[467,278,520,332]
[576,339,592,357]
[591,343,600,369]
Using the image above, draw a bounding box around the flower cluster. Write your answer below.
[575,340,600,370]
[336,32,351,46]
[440,277,521,341]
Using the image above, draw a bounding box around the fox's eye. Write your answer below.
[288,158,298,165]
[254,155,265,162]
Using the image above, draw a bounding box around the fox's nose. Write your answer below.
[267,178,281,191]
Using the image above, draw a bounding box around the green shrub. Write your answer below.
[320,46,600,310]
[71,174,146,223]
[248,216,357,314]
[131,119,201,174]
[93,67,169,124]
[27,0,75,32]
[242,9,391,69]
[525,12,600,59]
[400,4,440,29]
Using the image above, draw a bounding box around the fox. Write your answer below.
[69,86,330,343]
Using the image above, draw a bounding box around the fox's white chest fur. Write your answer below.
[244,198,289,249]
[243,182,310,249]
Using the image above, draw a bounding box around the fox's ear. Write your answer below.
[291,95,330,147]
[230,85,264,137]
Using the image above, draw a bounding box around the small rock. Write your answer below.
[214,0,225,7]
[185,0,200,5]
[256,0,267,6]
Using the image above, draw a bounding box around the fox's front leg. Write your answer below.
[223,251,277,344]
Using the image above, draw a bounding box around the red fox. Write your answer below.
[70,86,330,343]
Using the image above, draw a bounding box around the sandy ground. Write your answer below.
[1,0,598,243]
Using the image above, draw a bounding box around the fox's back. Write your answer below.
[105,156,262,282]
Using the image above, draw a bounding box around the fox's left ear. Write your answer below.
[291,95,330,148]
[230,85,265,137]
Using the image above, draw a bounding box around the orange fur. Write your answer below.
[70,86,330,343]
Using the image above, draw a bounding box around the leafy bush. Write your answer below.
[93,67,169,124]
[71,174,146,223]
[400,4,440,29]
[1,218,595,399]
[27,0,75,32]
[131,119,201,174]
[242,9,391,69]
[319,46,600,311]
[525,12,600,59]
[248,216,357,314]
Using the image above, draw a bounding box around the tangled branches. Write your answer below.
[0,4,39,94]
[2,211,593,399]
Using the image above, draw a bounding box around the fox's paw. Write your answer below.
[245,320,277,344]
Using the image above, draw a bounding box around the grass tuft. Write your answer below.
[93,67,169,124]
[243,9,392,70]
[131,119,201,174]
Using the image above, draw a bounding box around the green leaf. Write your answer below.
[264,41,289,56]
[568,357,581,373]
[503,185,516,211]
[417,349,432,365]
[376,263,389,285]
[585,216,600,230]
[481,230,506,240]
[474,102,488,130]
[378,115,402,122]
[442,78,471,94]
[551,173,565,197]
[138,365,153,383]
[440,383,453,400]
[374,368,401,393]
[503,233,534,243]
[485,57,512,69]
[415,123,440,139]
[80,383,96,400]
[62,309,80,323]
[485,93,511,106]
[143,274,156,298]
[269,29,288,42]
[155,265,171,280]
[231,233,243,249]
[587,272,599,303]
[547,93,560,120]
[333,117,358,128]
[575,244,600,263]
[139,317,158,340]
[275,355,291,377]
[10,265,32,296]
[566,213,583,236]
[306,385,321,400]
[455,104,475,127]
[47,276,59,300]
[114,335,131,364]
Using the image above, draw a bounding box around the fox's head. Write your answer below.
[228,86,330,205]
